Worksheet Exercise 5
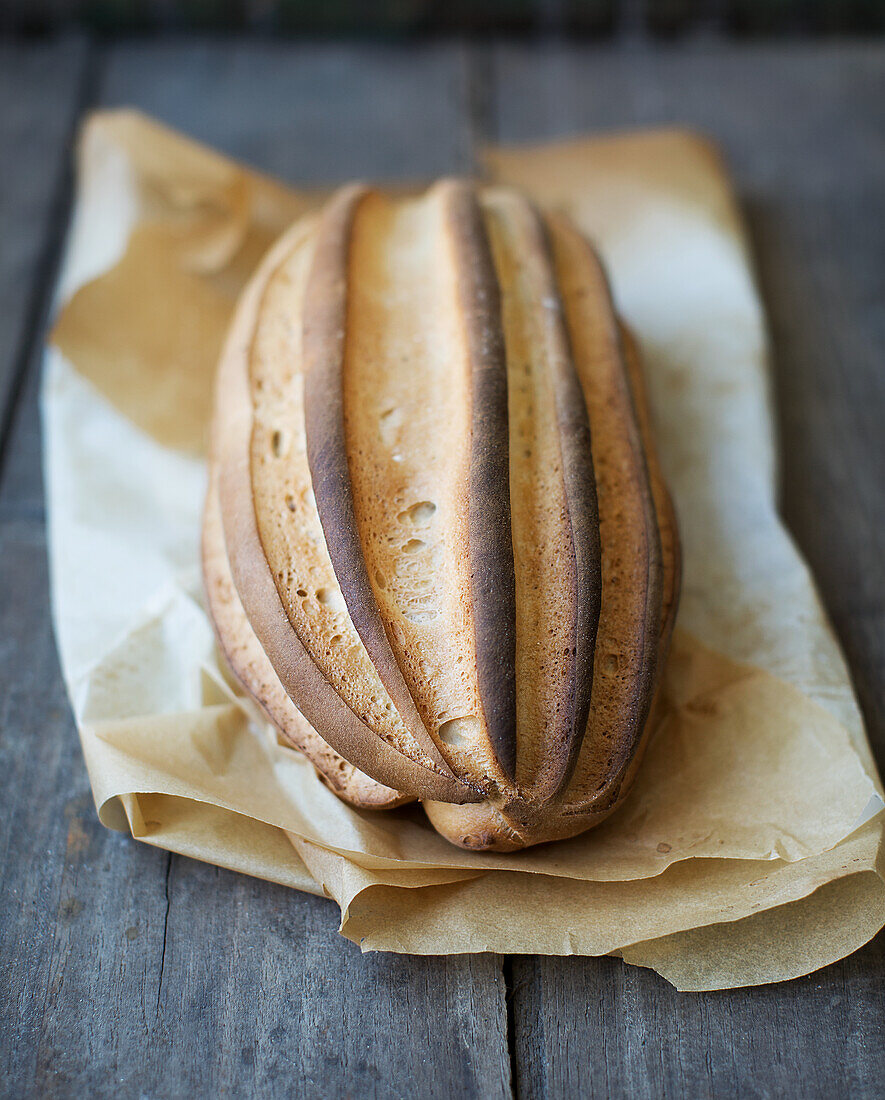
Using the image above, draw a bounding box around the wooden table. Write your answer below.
[1,36,883,1099]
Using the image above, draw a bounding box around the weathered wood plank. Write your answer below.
[509,937,885,1100]
[0,40,511,1099]
[491,41,885,1100]
[0,37,89,491]
[0,517,167,1096]
[100,39,476,183]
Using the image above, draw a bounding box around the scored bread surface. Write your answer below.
[202,464,410,808]
[204,179,681,850]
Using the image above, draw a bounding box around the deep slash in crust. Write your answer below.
[443,182,518,781]
[554,219,664,811]
[520,201,602,798]
[301,184,459,780]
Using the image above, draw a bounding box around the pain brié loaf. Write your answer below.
[202,179,680,850]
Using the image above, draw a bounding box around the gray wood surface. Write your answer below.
[0,37,88,498]
[1,36,884,1100]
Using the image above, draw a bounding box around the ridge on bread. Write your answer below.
[202,179,680,851]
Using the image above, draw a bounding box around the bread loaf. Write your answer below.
[202,179,680,850]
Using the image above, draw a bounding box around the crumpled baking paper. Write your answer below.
[43,110,885,990]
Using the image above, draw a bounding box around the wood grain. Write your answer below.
[491,40,885,1100]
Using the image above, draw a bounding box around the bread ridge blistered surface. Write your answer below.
[204,179,680,850]
[202,463,410,809]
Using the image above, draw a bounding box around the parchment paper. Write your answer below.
[44,110,885,990]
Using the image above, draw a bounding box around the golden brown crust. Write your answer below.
[213,216,477,805]
[303,185,457,775]
[341,187,494,790]
[201,464,411,809]
[204,180,681,848]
